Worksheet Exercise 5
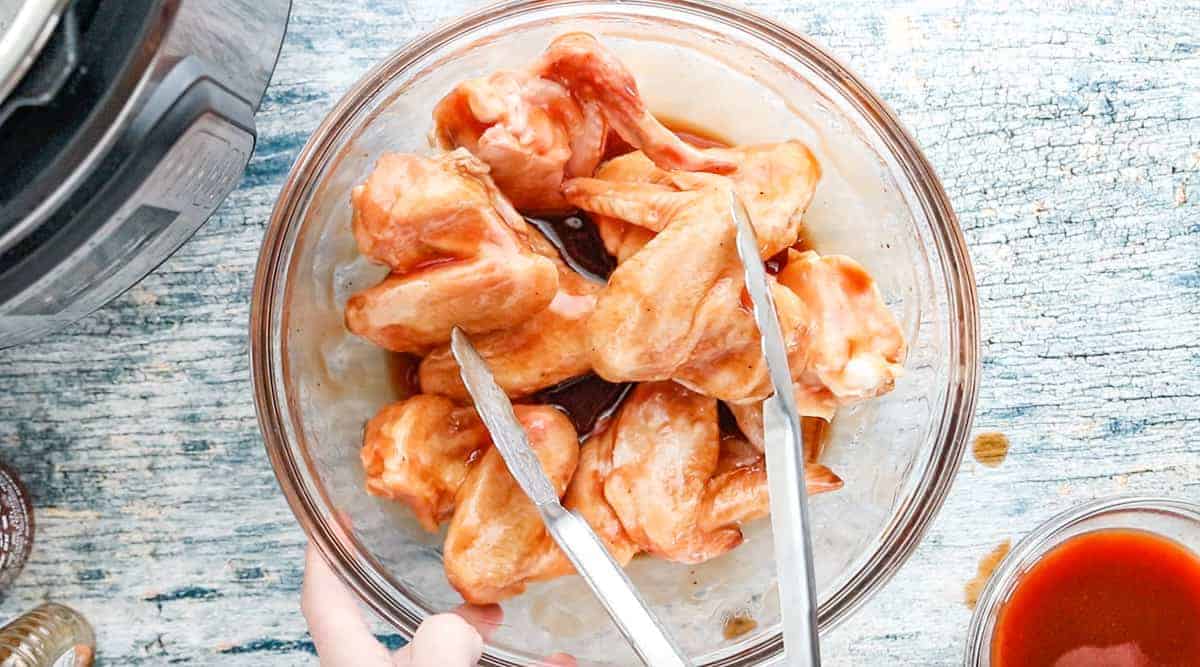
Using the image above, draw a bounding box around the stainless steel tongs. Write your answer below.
[729,190,822,667]
[451,328,691,667]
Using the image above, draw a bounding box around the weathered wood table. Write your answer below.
[1,1,1197,664]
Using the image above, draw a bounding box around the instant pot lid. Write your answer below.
[0,0,70,103]
[0,0,291,348]
[0,0,159,259]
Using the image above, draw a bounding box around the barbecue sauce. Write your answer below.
[513,118,735,434]
[991,529,1200,667]
[528,374,632,439]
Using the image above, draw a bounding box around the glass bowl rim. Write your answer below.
[963,495,1200,666]
[250,0,981,664]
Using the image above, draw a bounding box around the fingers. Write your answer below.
[302,543,391,666]
[453,603,504,642]
[402,613,483,667]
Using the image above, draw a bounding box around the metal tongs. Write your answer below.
[730,190,822,666]
[450,328,691,667]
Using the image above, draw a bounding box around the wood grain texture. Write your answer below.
[0,0,1197,664]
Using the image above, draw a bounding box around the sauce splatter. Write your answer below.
[972,431,1009,468]
[722,613,758,640]
[992,529,1200,666]
[965,540,1011,610]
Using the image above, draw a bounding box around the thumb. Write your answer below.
[397,613,483,667]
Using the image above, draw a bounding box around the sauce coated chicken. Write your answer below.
[344,150,558,353]
[434,33,733,214]
[566,141,823,403]
[345,32,907,604]
[604,382,840,564]
[416,232,600,400]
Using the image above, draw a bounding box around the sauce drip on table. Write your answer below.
[991,528,1200,667]
[972,431,1009,468]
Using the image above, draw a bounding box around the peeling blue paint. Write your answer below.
[1106,417,1146,437]
[1171,272,1200,289]
[220,638,316,655]
[145,587,222,604]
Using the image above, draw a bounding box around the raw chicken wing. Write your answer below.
[434,33,733,213]
[700,436,842,533]
[729,250,907,426]
[603,382,839,564]
[565,142,822,402]
[361,395,488,532]
[344,150,558,353]
[417,232,600,399]
[443,406,579,604]
[778,250,906,414]
[728,405,831,464]
[561,427,640,566]
[534,33,734,175]
[603,382,738,563]
[434,70,603,213]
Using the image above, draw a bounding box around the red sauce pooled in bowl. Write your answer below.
[991,529,1200,667]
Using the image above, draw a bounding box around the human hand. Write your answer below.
[303,542,482,666]
[302,543,576,666]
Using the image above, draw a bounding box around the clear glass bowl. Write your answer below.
[250,1,979,664]
[964,496,1200,666]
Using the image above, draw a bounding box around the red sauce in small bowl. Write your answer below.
[992,529,1200,667]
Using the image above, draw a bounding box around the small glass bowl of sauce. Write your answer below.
[965,496,1200,666]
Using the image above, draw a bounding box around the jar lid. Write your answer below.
[0,463,33,593]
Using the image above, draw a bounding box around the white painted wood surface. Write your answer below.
[0,1,1197,664]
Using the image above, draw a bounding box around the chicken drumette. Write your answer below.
[443,406,580,604]
[361,395,488,532]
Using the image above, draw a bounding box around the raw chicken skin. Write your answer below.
[566,142,821,260]
[417,231,600,400]
[434,33,733,213]
[560,427,639,566]
[603,382,739,563]
[443,406,579,605]
[727,250,904,441]
[603,382,839,564]
[564,142,822,403]
[361,395,488,533]
[779,250,906,414]
[700,436,843,534]
[344,150,558,353]
[533,33,734,176]
[586,151,677,262]
[434,70,601,213]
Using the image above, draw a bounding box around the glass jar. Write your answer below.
[964,496,1200,666]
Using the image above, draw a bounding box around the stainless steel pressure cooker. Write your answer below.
[0,0,290,347]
